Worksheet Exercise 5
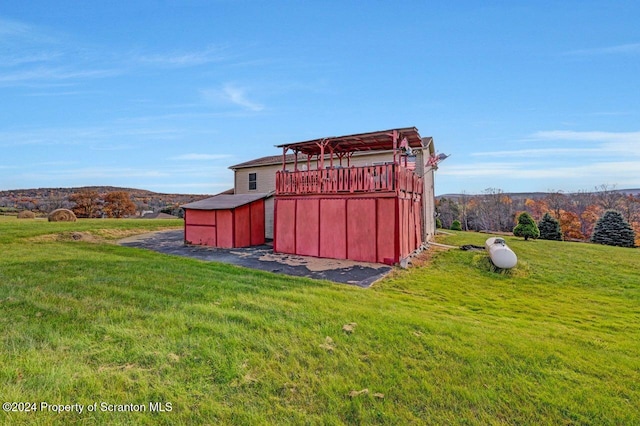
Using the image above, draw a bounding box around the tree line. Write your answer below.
[1,187,204,217]
[436,185,640,246]
[70,190,137,218]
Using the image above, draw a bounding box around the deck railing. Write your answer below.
[275,164,423,196]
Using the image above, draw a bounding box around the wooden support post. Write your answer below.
[282,147,288,170]
[315,138,328,170]
[328,145,334,169]
[392,130,399,165]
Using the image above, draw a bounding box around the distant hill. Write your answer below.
[0,186,215,214]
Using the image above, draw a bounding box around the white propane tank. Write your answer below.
[485,237,518,269]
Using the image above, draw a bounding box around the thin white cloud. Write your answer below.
[135,46,228,67]
[23,90,100,97]
[145,182,232,190]
[0,18,29,36]
[0,17,123,88]
[0,125,183,148]
[471,130,640,158]
[471,147,601,158]
[0,67,120,85]
[0,17,50,41]
[531,130,640,143]
[0,52,63,68]
[170,154,232,161]
[441,160,640,182]
[202,83,265,112]
[565,43,640,56]
[527,130,640,156]
[23,167,170,181]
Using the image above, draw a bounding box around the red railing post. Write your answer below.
[277,163,421,197]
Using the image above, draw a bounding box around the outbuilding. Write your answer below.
[182,193,270,248]
[273,128,439,265]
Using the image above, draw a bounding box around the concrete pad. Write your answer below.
[118,230,391,287]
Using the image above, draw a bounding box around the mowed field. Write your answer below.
[1,217,638,425]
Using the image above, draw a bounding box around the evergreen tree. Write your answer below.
[513,212,540,241]
[450,220,462,231]
[590,210,636,248]
[538,212,563,241]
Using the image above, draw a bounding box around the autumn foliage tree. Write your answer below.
[524,198,549,221]
[558,210,584,240]
[69,190,102,218]
[103,191,136,218]
[580,204,604,239]
[633,222,640,247]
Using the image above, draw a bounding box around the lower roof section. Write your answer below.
[181,192,272,210]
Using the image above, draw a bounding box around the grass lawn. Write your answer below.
[1,217,639,424]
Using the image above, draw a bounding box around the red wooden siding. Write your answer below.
[274,199,296,254]
[184,199,265,249]
[216,210,234,248]
[184,210,218,246]
[274,194,419,264]
[376,197,396,264]
[346,198,377,263]
[234,204,251,248]
[250,200,265,246]
[319,199,347,259]
[295,199,320,257]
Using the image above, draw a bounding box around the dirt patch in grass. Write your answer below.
[29,231,102,243]
[93,228,179,239]
[28,228,179,244]
[411,244,452,268]
[258,252,387,272]
[386,244,451,280]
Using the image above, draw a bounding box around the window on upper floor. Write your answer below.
[249,173,257,190]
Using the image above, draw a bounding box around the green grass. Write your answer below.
[1,219,639,425]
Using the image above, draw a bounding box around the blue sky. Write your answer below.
[1,1,639,195]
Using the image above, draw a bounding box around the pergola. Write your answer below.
[275,127,426,171]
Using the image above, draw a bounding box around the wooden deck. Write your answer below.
[275,164,423,196]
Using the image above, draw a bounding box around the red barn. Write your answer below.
[273,128,435,265]
[182,193,269,248]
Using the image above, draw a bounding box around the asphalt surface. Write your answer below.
[118,230,392,287]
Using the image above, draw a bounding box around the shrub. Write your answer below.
[436,218,443,229]
[17,210,36,219]
[538,212,562,241]
[590,210,635,248]
[450,220,462,231]
[513,212,540,241]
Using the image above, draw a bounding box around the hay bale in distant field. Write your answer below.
[17,210,36,219]
[48,208,77,222]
